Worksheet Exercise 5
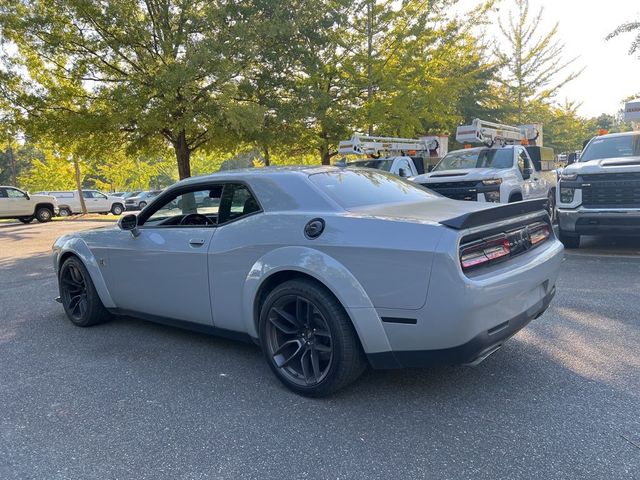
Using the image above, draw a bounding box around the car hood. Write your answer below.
[563,156,640,175]
[412,168,506,183]
[348,197,489,225]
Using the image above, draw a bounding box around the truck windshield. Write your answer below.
[347,159,394,171]
[580,134,640,162]
[433,149,513,171]
[309,170,436,209]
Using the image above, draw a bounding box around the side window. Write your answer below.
[397,159,411,177]
[218,184,261,224]
[94,192,107,199]
[0,188,7,198]
[82,191,94,199]
[517,149,529,174]
[6,188,26,198]
[144,186,223,226]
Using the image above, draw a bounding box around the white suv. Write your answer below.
[35,190,125,216]
[0,186,59,223]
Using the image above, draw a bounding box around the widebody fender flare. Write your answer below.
[242,246,392,354]
[53,237,116,309]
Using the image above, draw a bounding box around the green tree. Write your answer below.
[495,0,581,122]
[1,0,315,179]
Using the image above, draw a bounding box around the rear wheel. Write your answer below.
[18,216,34,224]
[59,257,111,327]
[111,203,124,215]
[35,207,53,223]
[559,230,580,249]
[259,279,366,397]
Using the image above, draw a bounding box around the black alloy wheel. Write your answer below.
[259,279,366,396]
[60,262,89,322]
[59,257,111,327]
[265,295,334,387]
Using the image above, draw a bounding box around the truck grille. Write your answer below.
[581,173,640,208]
[422,181,479,201]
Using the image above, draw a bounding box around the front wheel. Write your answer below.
[59,257,111,327]
[546,191,556,224]
[59,207,72,217]
[138,201,147,209]
[35,207,53,223]
[259,279,366,397]
[111,203,124,215]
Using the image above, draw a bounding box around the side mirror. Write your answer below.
[522,167,533,180]
[118,214,140,237]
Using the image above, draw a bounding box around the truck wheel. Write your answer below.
[138,201,147,209]
[259,279,366,397]
[18,216,34,224]
[35,207,53,223]
[559,230,580,249]
[59,207,72,217]
[111,203,124,215]
[546,191,556,223]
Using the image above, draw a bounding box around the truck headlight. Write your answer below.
[560,173,577,181]
[485,191,501,202]
[560,188,575,203]
[482,178,502,186]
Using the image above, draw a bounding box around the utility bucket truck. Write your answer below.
[555,108,640,249]
[338,134,448,178]
[410,118,557,219]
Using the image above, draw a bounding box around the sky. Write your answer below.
[460,0,640,118]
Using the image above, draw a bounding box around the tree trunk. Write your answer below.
[7,146,16,186]
[263,146,270,166]
[366,0,374,136]
[73,157,88,214]
[174,130,191,179]
[320,145,331,165]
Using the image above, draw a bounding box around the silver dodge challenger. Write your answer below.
[53,167,563,396]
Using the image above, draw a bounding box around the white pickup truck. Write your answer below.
[556,130,640,248]
[0,186,59,223]
[410,145,557,217]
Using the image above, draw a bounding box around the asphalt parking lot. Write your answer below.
[0,220,638,479]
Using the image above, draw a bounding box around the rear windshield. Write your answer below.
[434,148,513,171]
[580,134,640,161]
[346,159,394,171]
[308,170,436,209]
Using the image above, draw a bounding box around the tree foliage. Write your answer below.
[607,20,640,57]
[494,0,581,122]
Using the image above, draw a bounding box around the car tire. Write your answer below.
[138,201,147,209]
[35,206,53,223]
[559,230,580,249]
[18,216,34,224]
[59,257,111,327]
[111,203,124,215]
[59,207,72,217]
[259,279,366,397]
[546,191,556,224]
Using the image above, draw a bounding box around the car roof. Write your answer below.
[593,131,640,139]
[174,165,341,187]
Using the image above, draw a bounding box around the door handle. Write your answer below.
[189,238,205,247]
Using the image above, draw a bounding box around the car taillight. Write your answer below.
[460,234,511,270]
[529,223,550,245]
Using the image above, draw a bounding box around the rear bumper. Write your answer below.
[558,207,640,235]
[368,286,555,369]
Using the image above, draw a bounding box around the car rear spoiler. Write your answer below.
[440,199,549,230]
